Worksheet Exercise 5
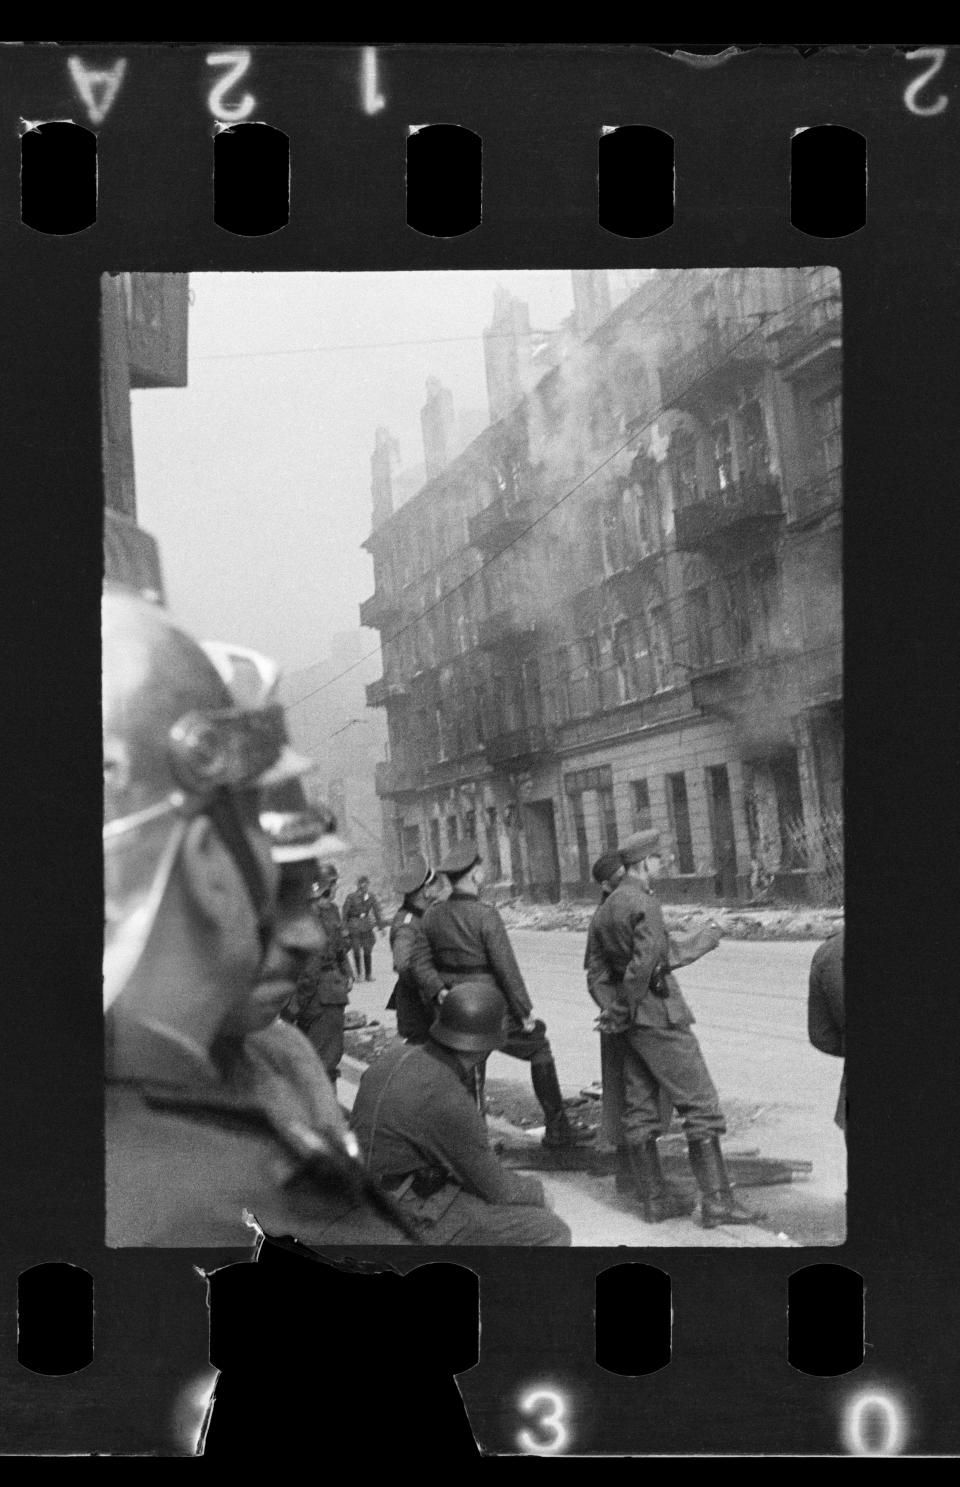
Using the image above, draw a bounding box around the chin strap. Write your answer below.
[204,788,275,957]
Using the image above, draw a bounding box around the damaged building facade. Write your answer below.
[363,267,842,904]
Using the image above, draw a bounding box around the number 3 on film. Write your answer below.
[516,1386,570,1454]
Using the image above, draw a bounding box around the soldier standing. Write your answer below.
[385,854,447,1043]
[293,862,354,1092]
[590,829,763,1229]
[585,851,632,1191]
[342,874,386,981]
[415,840,593,1148]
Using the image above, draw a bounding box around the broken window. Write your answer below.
[648,604,673,691]
[666,771,696,874]
[597,786,619,852]
[567,637,600,717]
[631,778,653,832]
[725,571,752,656]
[712,418,734,494]
[522,657,543,727]
[670,428,700,509]
[612,620,638,703]
[688,587,713,669]
[750,556,779,649]
[813,389,842,476]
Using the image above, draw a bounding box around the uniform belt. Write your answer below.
[380,1168,450,1199]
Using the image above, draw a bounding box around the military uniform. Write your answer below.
[808,929,845,1131]
[293,894,353,1084]
[342,884,385,981]
[585,882,627,1148]
[589,875,725,1145]
[106,1018,411,1247]
[350,1039,571,1245]
[387,902,447,1042]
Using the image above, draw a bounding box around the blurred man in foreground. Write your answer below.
[808,928,845,1136]
[103,588,415,1246]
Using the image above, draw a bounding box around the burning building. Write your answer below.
[363,268,842,905]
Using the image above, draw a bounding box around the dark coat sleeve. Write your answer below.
[370,894,386,930]
[584,920,617,1010]
[808,944,844,1057]
[480,910,533,1020]
[622,894,663,1009]
[427,1082,545,1207]
[393,919,447,1004]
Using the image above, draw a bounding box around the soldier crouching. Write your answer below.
[350,982,572,1246]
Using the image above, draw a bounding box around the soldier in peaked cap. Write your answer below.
[584,851,629,1183]
[412,839,593,1148]
[385,854,447,1043]
[589,826,763,1229]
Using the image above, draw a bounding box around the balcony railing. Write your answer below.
[359,590,403,631]
[659,319,768,408]
[673,473,784,552]
[467,495,540,555]
[484,725,556,768]
[365,675,409,708]
[123,273,189,389]
[477,606,540,652]
[375,760,420,796]
[790,468,842,524]
[772,296,842,376]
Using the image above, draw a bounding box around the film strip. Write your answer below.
[1,42,956,1459]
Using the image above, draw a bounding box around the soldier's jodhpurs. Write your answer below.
[619,1025,726,1144]
[299,1005,345,1085]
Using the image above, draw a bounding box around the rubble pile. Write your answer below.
[499,901,843,941]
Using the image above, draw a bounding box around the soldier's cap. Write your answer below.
[396,853,436,898]
[620,828,662,866]
[592,851,625,885]
[439,839,482,877]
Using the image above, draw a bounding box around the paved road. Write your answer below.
[350,928,846,1247]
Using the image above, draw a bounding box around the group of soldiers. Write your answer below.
[104,582,840,1249]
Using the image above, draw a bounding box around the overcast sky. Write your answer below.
[132,270,575,691]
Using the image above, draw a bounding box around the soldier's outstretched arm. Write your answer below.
[480,912,533,1020]
[667,925,722,968]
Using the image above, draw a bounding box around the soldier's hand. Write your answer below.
[521,1016,538,1034]
[597,1005,631,1035]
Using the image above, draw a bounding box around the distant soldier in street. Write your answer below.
[292,862,354,1092]
[590,829,763,1229]
[103,589,415,1247]
[807,928,845,1136]
[350,981,571,1245]
[385,853,447,1043]
[342,873,386,982]
[415,839,593,1148]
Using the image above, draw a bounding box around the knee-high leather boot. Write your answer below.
[687,1135,766,1228]
[626,1138,697,1222]
[531,1058,595,1147]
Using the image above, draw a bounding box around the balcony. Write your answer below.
[477,606,540,653]
[365,675,409,708]
[484,725,556,769]
[359,590,403,631]
[659,320,768,409]
[468,495,540,556]
[790,468,842,525]
[103,510,165,602]
[673,473,784,553]
[375,760,420,796]
[772,297,842,378]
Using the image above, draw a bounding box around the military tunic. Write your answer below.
[106,1018,411,1248]
[387,902,447,1043]
[808,930,845,1130]
[415,891,553,1065]
[588,878,725,1144]
[293,895,353,1082]
[585,886,627,1147]
[350,1039,570,1246]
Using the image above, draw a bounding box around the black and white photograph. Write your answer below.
[103,264,844,1250]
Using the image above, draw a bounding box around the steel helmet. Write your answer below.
[102,587,285,1010]
[429,982,507,1055]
